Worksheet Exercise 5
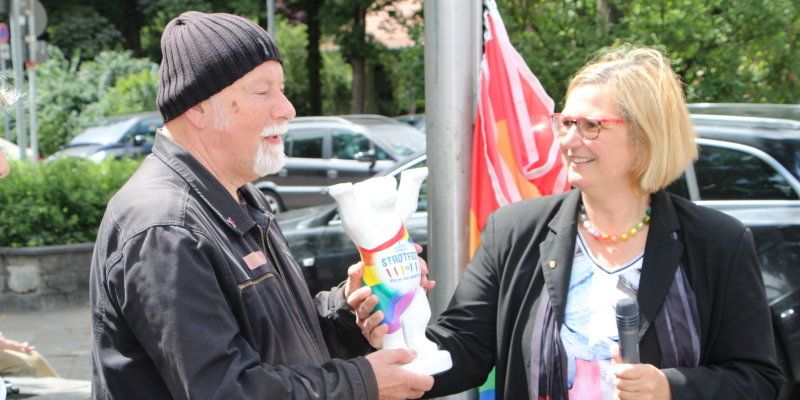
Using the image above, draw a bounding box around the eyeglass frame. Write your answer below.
[550,113,626,140]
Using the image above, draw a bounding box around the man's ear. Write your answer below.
[185,101,209,130]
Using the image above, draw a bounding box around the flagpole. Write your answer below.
[424,0,482,397]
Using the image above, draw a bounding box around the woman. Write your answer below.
[422,46,783,399]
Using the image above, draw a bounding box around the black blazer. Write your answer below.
[425,189,783,399]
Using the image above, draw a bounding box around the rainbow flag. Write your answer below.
[472,1,569,397]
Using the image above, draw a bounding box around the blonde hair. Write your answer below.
[566,45,697,194]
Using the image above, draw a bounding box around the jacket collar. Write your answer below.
[151,132,256,236]
[538,189,684,331]
[539,189,582,323]
[637,190,684,337]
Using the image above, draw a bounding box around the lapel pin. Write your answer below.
[548,260,557,269]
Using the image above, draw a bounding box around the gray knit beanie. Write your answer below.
[157,11,282,122]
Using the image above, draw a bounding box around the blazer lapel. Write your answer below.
[637,191,684,337]
[540,190,581,324]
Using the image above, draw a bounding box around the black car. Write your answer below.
[688,103,800,122]
[279,117,800,399]
[253,115,426,213]
[690,114,800,181]
[47,112,162,162]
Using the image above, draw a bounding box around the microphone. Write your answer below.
[616,298,640,364]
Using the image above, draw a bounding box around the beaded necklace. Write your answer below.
[579,205,651,243]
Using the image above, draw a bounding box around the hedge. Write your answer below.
[0,157,141,248]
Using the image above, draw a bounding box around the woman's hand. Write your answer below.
[612,346,671,400]
[346,262,388,348]
[414,243,436,293]
[0,332,35,353]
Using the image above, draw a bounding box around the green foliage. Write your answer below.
[496,0,800,106]
[34,48,157,156]
[321,50,353,115]
[272,16,352,116]
[276,18,310,116]
[47,5,125,61]
[378,13,424,115]
[0,158,141,247]
[81,70,159,123]
[137,0,264,61]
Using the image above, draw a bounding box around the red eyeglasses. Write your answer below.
[551,113,625,140]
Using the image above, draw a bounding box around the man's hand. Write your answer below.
[612,346,671,400]
[366,348,434,400]
[0,332,35,353]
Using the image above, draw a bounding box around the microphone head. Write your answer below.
[616,298,639,329]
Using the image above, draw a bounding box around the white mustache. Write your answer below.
[260,123,289,137]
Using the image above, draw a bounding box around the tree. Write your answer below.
[323,0,397,113]
[43,4,125,61]
[497,0,800,105]
[376,2,423,115]
[279,0,325,114]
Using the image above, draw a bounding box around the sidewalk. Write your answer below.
[0,305,91,381]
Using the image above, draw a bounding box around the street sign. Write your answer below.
[0,23,8,44]
[18,0,46,37]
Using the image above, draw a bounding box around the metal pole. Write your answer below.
[424,0,482,399]
[266,0,276,39]
[9,0,25,160]
[26,0,36,159]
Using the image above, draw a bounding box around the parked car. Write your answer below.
[690,114,800,180]
[47,112,162,162]
[253,114,426,212]
[279,116,800,399]
[689,103,800,122]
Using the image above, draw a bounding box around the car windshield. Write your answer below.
[362,123,425,157]
[68,118,138,146]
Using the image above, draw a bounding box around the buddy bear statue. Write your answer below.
[327,167,452,376]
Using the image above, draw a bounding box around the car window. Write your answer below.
[332,130,371,160]
[374,146,391,160]
[665,173,690,199]
[286,129,325,158]
[695,144,799,200]
[121,117,161,144]
[362,124,426,158]
[138,117,161,136]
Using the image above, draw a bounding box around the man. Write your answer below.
[90,11,432,400]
